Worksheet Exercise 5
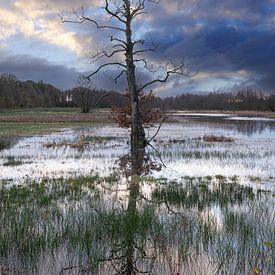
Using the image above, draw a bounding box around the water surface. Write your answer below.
[0,115,274,274]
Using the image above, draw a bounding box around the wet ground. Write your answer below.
[1,115,275,185]
[0,114,274,274]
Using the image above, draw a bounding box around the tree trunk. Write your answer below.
[124,143,145,274]
[125,14,145,150]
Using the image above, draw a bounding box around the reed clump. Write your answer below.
[203,135,234,143]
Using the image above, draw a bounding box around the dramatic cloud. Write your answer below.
[0,54,80,89]
[0,0,275,95]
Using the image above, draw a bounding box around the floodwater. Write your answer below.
[1,116,275,184]
[0,114,274,274]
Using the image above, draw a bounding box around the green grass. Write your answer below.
[0,107,81,115]
[0,122,94,137]
[0,107,111,116]
[0,107,112,136]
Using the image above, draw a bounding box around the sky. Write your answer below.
[0,0,275,97]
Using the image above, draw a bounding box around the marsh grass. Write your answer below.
[43,135,119,150]
[0,139,10,151]
[1,124,275,184]
[0,121,275,274]
[203,135,235,142]
[0,175,274,274]
[3,156,24,166]
[0,122,95,137]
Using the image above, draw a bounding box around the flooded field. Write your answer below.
[0,114,274,274]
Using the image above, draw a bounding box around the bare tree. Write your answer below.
[74,76,94,113]
[61,0,192,150]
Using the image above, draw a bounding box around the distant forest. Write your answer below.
[0,73,274,111]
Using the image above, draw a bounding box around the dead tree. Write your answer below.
[61,0,193,149]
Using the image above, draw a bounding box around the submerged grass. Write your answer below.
[0,120,274,273]
[3,156,24,166]
[203,135,235,143]
[0,139,10,150]
[43,135,121,150]
[0,174,274,274]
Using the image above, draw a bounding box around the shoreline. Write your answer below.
[169,110,275,118]
[0,108,275,123]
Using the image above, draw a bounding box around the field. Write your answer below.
[0,108,112,137]
[0,108,275,274]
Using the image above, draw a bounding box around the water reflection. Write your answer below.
[175,115,275,138]
[1,117,275,274]
[1,143,274,274]
[1,118,275,183]
[0,137,18,151]
[108,144,147,274]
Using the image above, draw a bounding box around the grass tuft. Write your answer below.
[203,135,234,143]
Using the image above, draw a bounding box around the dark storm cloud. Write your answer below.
[137,0,275,93]
[0,55,80,90]
[0,54,152,92]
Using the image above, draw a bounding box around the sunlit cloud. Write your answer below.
[0,0,94,56]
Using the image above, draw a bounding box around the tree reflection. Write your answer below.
[96,143,273,274]
[103,144,157,274]
[0,144,274,274]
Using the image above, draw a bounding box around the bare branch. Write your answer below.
[93,92,111,108]
[147,143,167,169]
[134,58,160,73]
[147,116,167,143]
[110,36,127,47]
[60,7,126,32]
[131,0,159,18]
[104,0,127,23]
[112,43,127,51]
[133,42,158,55]
[131,0,145,17]
[87,62,126,80]
[114,70,127,83]
[138,60,197,92]
[92,49,125,62]
[132,11,147,18]
[133,39,145,46]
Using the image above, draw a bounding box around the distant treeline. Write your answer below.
[161,91,275,111]
[0,73,61,108]
[0,73,274,111]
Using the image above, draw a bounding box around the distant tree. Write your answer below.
[268,95,275,112]
[73,76,95,113]
[0,73,62,108]
[0,73,18,108]
[0,73,18,85]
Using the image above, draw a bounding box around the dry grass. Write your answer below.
[0,109,115,137]
[44,135,106,149]
[44,135,88,149]
[203,135,234,143]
